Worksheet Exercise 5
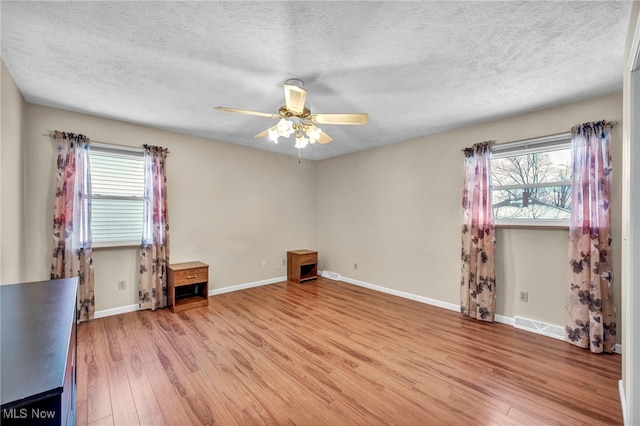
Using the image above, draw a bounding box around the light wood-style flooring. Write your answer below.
[76,277,622,425]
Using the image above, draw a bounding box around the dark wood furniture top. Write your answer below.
[1,277,78,424]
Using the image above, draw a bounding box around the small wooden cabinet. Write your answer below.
[287,250,318,284]
[168,261,209,313]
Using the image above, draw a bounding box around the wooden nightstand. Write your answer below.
[287,250,318,284]
[167,261,209,313]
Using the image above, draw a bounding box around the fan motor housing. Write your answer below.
[279,106,311,119]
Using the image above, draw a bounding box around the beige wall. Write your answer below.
[494,228,568,322]
[317,92,623,338]
[1,59,27,284]
[23,104,317,311]
[3,73,624,334]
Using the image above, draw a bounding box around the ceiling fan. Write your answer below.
[215,79,369,149]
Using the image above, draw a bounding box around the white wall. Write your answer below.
[622,2,640,423]
[316,92,623,337]
[23,104,317,311]
[1,59,27,284]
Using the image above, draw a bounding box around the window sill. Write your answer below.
[495,220,569,230]
[92,241,140,250]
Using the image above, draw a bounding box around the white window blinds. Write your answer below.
[90,144,144,246]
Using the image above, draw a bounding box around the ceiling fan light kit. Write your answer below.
[215,79,369,152]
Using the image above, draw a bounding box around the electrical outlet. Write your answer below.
[519,291,528,302]
[262,260,267,268]
[118,280,126,290]
[354,263,358,270]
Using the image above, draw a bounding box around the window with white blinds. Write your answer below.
[90,144,144,247]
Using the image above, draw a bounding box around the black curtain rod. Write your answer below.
[45,132,169,153]
[460,121,619,152]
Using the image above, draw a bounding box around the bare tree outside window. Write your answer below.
[492,146,572,221]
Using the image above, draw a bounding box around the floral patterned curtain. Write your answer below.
[51,131,94,322]
[138,145,170,310]
[461,141,496,322]
[566,121,616,353]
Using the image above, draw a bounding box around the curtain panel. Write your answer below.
[138,145,170,310]
[461,141,496,322]
[50,131,95,322]
[566,121,616,353]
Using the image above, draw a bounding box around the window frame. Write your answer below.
[491,133,572,228]
[89,142,145,248]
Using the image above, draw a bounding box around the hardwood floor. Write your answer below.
[76,277,623,425]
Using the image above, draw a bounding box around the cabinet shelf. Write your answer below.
[175,294,208,310]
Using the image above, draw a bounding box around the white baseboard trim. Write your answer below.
[209,276,286,296]
[341,276,460,313]
[94,303,139,319]
[94,276,285,319]
[340,276,622,354]
[494,314,515,326]
[619,379,627,426]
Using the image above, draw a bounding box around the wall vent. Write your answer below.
[513,316,564,340]
[321,270,341,281]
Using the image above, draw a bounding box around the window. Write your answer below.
[491,134,572,227]
[90,143,144,247]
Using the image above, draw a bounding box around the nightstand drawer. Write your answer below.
[299,253,318,265]
[172,268,208,286]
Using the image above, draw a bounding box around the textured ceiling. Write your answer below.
[0,1,633,160]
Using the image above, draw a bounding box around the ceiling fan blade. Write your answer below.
[215,106,281,119]
[284,84,307,115]
[318,130,333,144]
[306,124,333,144]
[309,113,369,125]
[255,126,276,138]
